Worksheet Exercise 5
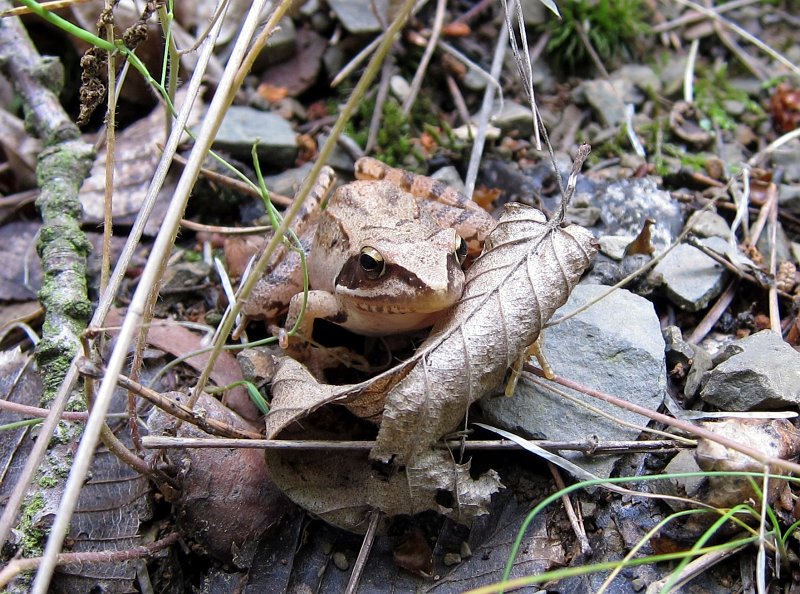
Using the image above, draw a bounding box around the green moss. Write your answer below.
[38,474,59,489]
[545,0,649,73]
[18,493,46,557]
[694,64,766,132]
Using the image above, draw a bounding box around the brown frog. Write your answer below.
[243,158,496,343]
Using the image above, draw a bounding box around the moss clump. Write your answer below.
[545,0,649,73]
[694,64,766,132]
[18,493,47,557]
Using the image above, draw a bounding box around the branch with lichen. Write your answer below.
[0,4,94,401]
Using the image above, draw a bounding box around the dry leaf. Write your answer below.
[264,203,598,531]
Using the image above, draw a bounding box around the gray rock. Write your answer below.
[685,210,732,241]
[318,133,361,171]
[517,0,549,26]
[389,75,410,103]
[591,177,683,251]
[779,184,800,217]
[490,100,534,137]
[650,237,730,311]
[769,139,800,182]
[328,0,388,34]
[598,235,634,261]
[756,220,792,265]
[265,162,313,198]
[252,17,296,71]
[213,106,297,166]
[577,80,627,128]
[611,64,662,97]
[462,68,488,92]
[701,330,800,410]
[480,285,667,478]
[792,241,800,266]
[431,166,466,195]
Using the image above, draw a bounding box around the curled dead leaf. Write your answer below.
[264,203,598,531]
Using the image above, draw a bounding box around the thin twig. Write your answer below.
[523,366,800,476]
[548,462,591,555]
[141,435,687,454]
[344,511,381,594]
[767,184,780,334]
[445,73,471,125]
[687,277,739,345]
[402,0,446,116]
[651,0,760,33]
[465,25,508,196]
[366,58,393,153]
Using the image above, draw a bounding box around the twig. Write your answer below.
[548,462,591,555]
[523,366,800,476]
[683,39,699,103]
[78,359,263,440]
[644,539,748,593]
[344,511,381,594]
[651,0,759,33]
[445,73,471,125]
[366,58,394,153]
[402,0,446,116]
[767,184,780,334]
[0,533,180,589]
[0,399,88,421]
[141,435,687,454]
[687,277,739,345]
[464,25,508,196]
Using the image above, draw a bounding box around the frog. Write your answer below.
[242,157,496,346]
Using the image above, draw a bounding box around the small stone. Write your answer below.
[490,100,534,137]
[769,139,800,182]
[318,133,361,171]
[160,261,211,293]
[443,552,462,566]
[685,210,732,241]
[517,0,549,26]
[459,541,472,560]
[578,79,627,127]
[212,106,298,166]
[328,0,388,34]
[566,206,601,228]
[599,235,634,261]
[453,123,501,141]
[265,162,313,198]
[721,99,746,116]
[462,68,488,92]
[390,75,411,103]
[701,330,800,410]
[332,551,349,571]
[612,64,662,97]
[431,166,466,195]
[252,17,296,70]
[650,238,729,312]
[237,347,279,387]
[778,184,800,218]
[791,241,800,266]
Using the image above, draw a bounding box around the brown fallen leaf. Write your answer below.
[263,203,598,531]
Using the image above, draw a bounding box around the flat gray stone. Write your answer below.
[779,184,800,218]
[591,177,683,251]
[598,235,634,261]
[579,80,627,127]
[252,17,296,70]
[431,166,466,195]
[701,330,800,410]
[213,107,297,166]
[490,100,534,137]
[480,284,666,478]
[651,237,729,311]
[685,210,732,241]
[328,0,388,34]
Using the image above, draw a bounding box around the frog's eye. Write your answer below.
[359,246,385,279]
[454,235,468,265]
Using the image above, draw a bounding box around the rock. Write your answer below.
[598,235,634,261]
[212,106,297,166]
[390,75,411,103]
[517,0,549,26]
[590,177,683,251]
[431,166,466,195]
[237,347,279,388]
[462,67,488,92]
[566,206,601,228]
[756,219,792,264]
[318,133,361,171]
[252,17,296,71]
[453,123,501,141]
[576,79,627,127]
[328,0,388,34]
[701,330,800,410]
[265,162,313,198]
[611,64,662,97]
[480,285,666,478]
[650,237,730,311]
[490,100,534,137]
[685,210,732,241]
[769,139,800,182]
[779,184,800,217]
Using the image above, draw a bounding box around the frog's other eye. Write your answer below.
[359,246,385,279]
[454,235,468,265]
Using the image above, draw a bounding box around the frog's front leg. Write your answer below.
[279,290,343,348]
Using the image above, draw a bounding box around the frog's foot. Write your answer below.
[504,334,554,396]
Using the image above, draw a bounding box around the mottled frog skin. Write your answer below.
[243,158,496,339]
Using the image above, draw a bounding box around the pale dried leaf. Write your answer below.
[264,203,598,531]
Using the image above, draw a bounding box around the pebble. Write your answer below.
[332,551,349,571]
[650,237,730,312]
[575,79,627,127]
[701,330,800,410]
[480,284,666,478]
[443,552,462,566]
[490,100,534,137]
[252,17,296,71]
[685,210,732,241]
[390,75,411,104]
[431,166,467,195]
[328,0,388,34]
[212,106,298,166]
[598,235,634,261]
[779,183,800,218]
